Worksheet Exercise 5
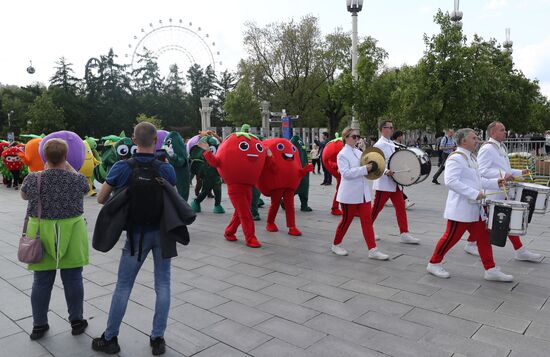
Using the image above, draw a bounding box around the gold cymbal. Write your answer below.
[361,147,385,180]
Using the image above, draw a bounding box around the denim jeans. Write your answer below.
[104,228,171,340]
[31,267,84,326]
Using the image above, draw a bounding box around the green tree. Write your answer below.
[186,64,216,132]
[27,92,66,133]
[224,81,261,127]
[132,48,164,94]
[49,57,79,93]
[136,113,163,129]
[213,70,238,126]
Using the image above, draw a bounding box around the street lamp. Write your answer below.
[503,28,513,55]
[7,110,14,128]
[346,0,363,132]
[450,0,463,28]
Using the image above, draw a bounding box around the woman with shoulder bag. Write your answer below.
[20,138,90,340]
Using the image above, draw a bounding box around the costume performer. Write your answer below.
[199,132,266,248]
[464,121,541,262]
[18,137,44,172]
[371,120,419,244]
[321,137,344,215]
[163,131,191,201]
[80,140,101,196]
[426,128,514,281]
[290,134,312,212]
[257,138,313,236]
[93,135,135,183]
[1,145,25,189]
[189,135,225,213]
[330,128,389,260]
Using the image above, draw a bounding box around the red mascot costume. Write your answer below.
[202,132,266,248]
[321,137,344,215]
[257,138,313,236]
[2,146,24,189]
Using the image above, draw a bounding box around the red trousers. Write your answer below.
[467,234,523,250]
[331,178,341,211]
[371,189,409,233]
[226,184,256,240]
[333,202,376,249]
[267,188,296,228]
[430,219,496,270]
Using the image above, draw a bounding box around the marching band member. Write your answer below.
[464,121,541,262]
[331,127,389,260]
[427,128,514,281]
[370,119,419,244]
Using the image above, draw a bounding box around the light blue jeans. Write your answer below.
[104,228,171,339]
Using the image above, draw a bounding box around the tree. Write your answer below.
[27,92,66,133]
[131,48,164,94]
[213,70,238,126]
[186,64,216,132]
[49,57,79,93]
[224,81,261,126]
[136,113,163,129]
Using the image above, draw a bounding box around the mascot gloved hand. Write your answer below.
[163,131,190,201]
[199,132,266,248]
[189,135,224,214]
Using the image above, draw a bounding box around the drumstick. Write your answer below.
[525,166,533,181]
[485,190,507,196]
[499,169,509,200]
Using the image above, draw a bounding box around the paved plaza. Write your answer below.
[0,170,549,357]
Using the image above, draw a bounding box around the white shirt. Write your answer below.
[477,138,522,200]
[336,144,372,204]
[372,136,397,192]
[443,147,500,222]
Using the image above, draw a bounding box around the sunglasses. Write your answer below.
[347,135,360,139]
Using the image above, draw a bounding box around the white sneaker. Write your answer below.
[426,263,450,278]
[484,267,514,282]
[368,248,389,260]
[405,199,415,210]
[331,244,348,256]
[385,201,393,207]
[514,247,543,262]
[464,242,480,256]
[400,232,420,244]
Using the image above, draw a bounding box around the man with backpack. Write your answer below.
[432,128,456,185]
[92,122,177,355]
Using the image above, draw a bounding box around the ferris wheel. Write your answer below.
[125,18,222,75]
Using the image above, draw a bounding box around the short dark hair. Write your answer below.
[391,130,403,140]
[322,132,328,138]
[378,118,392,131]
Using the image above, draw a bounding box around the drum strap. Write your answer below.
[449,151,478,169]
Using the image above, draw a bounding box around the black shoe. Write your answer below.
[92,333,121,354]
[432,179,440,185]
[71,319,88,335]
[150,337,166,356]
[30,324,49,340]
[207,193,214,198]
[320,182,326,186]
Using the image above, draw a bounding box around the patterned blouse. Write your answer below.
[21,169,89,219]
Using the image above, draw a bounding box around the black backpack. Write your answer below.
[126,158,164,260]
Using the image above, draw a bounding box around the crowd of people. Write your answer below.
[2,119,548,355]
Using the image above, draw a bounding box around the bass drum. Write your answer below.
[388,147,432,186]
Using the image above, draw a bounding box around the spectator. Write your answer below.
[432,129,457,185]
[92,122,177,356]
[21,138,90,340]
[310,143,321,174]
[315,132,332,185]
[545,130,550,156]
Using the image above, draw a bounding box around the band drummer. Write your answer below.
[370,119,419,244]
[464,121,542,262]
[330,127,389,260]
[427,128,514,281]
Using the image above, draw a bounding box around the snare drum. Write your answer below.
[486,199,529,236]
[509,182,550,214]
[388,147,432,186]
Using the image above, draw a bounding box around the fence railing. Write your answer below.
[503,140,548,155]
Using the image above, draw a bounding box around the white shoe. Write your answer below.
[426,263,450,278]
[385,201,393,207]
[464,242,480,256]
[331,244,348,256]
[484,267,514,282]
[375,234,381,241]
[400,232,420,244]
[514,247,542,262]
[405,199,415,210]
[368,248,389,260]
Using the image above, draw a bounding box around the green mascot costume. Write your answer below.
[189,135,225,213]
[290,134,312,211]
[163,131,190,201]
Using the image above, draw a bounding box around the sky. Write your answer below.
[1,0,549,98]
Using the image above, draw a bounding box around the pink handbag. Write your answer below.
[17,172,44,264]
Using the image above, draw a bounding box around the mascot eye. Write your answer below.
[130,146,137,155]
[277,143,285,151]
[255,143,264,152]
[209,146,217,155]
[117,145,129,156]
[165,138,172,147]
[291,146,297,153]
[239,141,249,151]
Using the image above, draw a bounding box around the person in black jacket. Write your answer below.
[315,132,332,185]
[92,122,177,356]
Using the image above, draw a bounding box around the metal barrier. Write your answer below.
[504,140,547,156]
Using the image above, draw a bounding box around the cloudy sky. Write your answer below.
[1,0,549,97]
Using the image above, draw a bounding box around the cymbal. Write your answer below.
[361,147,385,180]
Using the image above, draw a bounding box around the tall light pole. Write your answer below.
[7,110,14,128]
[450,0,463,28]
[503,27,513,56]
[347,0,363,132]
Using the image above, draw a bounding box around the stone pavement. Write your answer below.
[0,170,549,357]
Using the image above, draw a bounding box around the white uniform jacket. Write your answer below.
[443,147,500,222]
[336,144,372,204]
[478,138,522,200]
[372,136,397,192]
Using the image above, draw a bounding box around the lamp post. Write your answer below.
[450,0,463,28]
[7,110,14,128]
[346,0,363,132]
[503,28,513,56]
